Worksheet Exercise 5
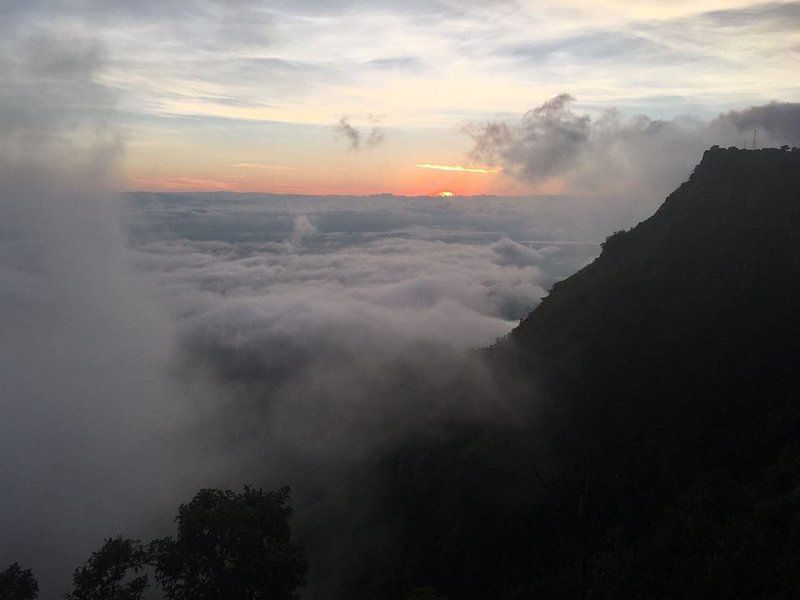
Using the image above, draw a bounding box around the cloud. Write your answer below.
[3,0,798,142]
[489,236,544,268]
[716,101,800,142]
[0,23,221,597]
[128,227,555,493]
[366,56,425,72]
[700,1,800,30]
[334,116,385,151]
[1,31,656,590]
[334,116,361,150]
[10,2,800,593]
[120,188,646,515]
[467,94,800,201]
[416,163,502,173]
[466,93,589,183]
[232,163,299,170]
[287,213,317,248]
[366,126,385,147]
[503,31,694,66]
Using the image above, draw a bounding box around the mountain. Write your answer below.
[486,145,800,598]
[303,147,800,600]
[494,145,800,479]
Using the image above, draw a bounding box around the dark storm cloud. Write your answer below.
[468,94,800,201]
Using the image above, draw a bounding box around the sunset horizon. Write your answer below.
[11,1,791,196]
[2,1,800,598]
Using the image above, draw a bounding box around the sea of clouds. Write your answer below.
[120,191,644,502]
[4,11,800,595]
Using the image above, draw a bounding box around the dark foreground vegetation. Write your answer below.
[4,147,800,599]
[2,487,306,600]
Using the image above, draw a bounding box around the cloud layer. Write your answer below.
[0,23,222,597]
[121,189,642,513]
[468,95,800,200]
[3,3,799,595]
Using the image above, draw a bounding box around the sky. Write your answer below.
[1,1,800,595]
[3,0,799,195]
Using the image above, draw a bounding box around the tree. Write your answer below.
[153,486,307,600]
[65,537,150,600]
[0,563,38,600]
[406,587,448,600]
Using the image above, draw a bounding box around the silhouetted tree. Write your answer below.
[153,486,306,600]
[65,537,150,600]
[600,229,629,254]
[406,587,448,600]
[0,563,38,600]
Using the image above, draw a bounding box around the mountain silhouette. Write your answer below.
[305,146,800,600]
[497,145,800,474]
[484,145,800,598]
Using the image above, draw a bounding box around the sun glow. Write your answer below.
[438,191,455,197]
[416,164,502,174]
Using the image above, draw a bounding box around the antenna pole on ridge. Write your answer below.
[752,129,757,149]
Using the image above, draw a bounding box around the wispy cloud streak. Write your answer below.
[416,163,502,173]
[232,163,299,170]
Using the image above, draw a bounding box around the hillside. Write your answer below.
[487,145,800,598]
[304,147,800,600]
[499,146,800,476]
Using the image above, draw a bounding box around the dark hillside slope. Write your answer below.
[305,147,800,600]
[499,146,800,471]
[487,146,800,597]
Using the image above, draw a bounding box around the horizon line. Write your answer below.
[121,189,628,200]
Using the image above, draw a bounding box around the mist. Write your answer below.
[0,27,224,596]
[0,25,633,594]
[3,13,800,599]
[468,94,800,202]
[120,190,632,501]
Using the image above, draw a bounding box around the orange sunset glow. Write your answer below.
[4,1,800,597]
[126,159,511,196]
[85,0,796,197]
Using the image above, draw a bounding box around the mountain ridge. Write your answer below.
[305,146,800,600]
[493,145,800,449]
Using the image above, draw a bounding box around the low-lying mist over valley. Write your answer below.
[3,1,800,598]
[122,191,637,491]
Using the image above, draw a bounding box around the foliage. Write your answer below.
[65,537,150,600]
[153,486,307,600]
[0,563,38,600]
[599,229,629,253]
[406,587,448,600]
